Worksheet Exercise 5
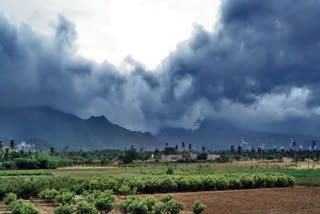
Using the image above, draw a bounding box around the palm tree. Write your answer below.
[181,142,185,151]
[10,139,15,152]
[0,140,3,161]
[202,146,206,152]
[188,144,192,152]
[10,139,15,161]
[50,146,55,157]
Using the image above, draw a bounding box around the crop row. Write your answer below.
[0,173,295,199]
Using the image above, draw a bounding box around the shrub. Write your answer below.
[38,189,60,201]
[4,192,17,205]
[192,201,206,214]
[56,191,75,205]
[76,201,98,214]
[54,204,74,214]
[85,190,114,213]
[166,168,174,175]
[145,197,157,211]
[9,199,39,214]
[164,200,184,214]
[160,194,173,203]
[119,196,148,214]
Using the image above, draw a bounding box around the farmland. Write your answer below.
[0,161,319,213]
[0,150,319,213]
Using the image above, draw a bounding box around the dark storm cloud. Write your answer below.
[1,0,320,133]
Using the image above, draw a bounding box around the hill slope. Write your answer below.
[0,106,160,150]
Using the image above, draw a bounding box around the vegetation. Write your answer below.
[76,201,98,214]
[192,201,206,214]
[0,172,295,200]
[9,199,39,214]
[119,194,184,214]
[3,192,17,205]
[54,204,74,214]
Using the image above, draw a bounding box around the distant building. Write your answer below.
[282,157,294,162]
[16,141,32,150]
[207,154,220,161]
[161,154,183,161]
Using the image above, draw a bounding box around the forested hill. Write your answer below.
[0,106,160,151]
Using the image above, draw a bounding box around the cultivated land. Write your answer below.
[1,161,320,213]
[0,187,319,214]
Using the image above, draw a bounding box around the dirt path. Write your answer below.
[1,187,320,213]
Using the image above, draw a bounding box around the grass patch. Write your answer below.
[0,170,52,176]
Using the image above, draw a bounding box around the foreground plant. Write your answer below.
[4,192,17,205]
[192,200,206,214]
[38,189,60,202]
[9,199,39,214]
[119,194,184,214]
[76,201,98,214]
[54,204,74,214]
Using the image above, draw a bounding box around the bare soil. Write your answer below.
[1,187,320,214]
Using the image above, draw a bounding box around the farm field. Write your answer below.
[1,161,319,213]
[0,187,319,214]
[44,161,320,186]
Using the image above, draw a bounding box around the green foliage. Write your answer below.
[56,191,75,205]
[119,195,184,214]
[38,189,60,201]
[166,168,174,175]
[121,147,139,164]
[160,194,173,203]
[9,199,39,214]
[0,170,52,176]
[76,201,98,214]
[4,192,17,205]
[0,173,295,199]
[54,204,74,214]
[197,153,208,160]
[119,196,149,214]
[163,200,184,214]
[84,190,114,213]
[192,201,206,214]
[157,194,184,214]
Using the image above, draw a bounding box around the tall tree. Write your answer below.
[202,146,206,152]
[10,139,15,152]
[10,139,15,160]
[50,146,55,157]
[181,142,185,151]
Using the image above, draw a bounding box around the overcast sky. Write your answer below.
[0,0,221,69]
[1,0,320,135]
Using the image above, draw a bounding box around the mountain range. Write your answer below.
[0,106,318,151]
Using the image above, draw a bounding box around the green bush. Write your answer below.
[4,192,17,205]
[76,201,98,214]
[54,204,74,214]
[119,195,184,214]
[38,189,60,201]
[164,200,184,214]
[160,194,173,203]
[9,199,39,214]
[56,191,75,205]
[166,168,174,175]
[119,196,148,214]
[0,173,296,199]
[84,190,114,213]
[192,201,206,214]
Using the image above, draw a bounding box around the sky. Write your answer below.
[0,0,320,135]
[0,0,221,69]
